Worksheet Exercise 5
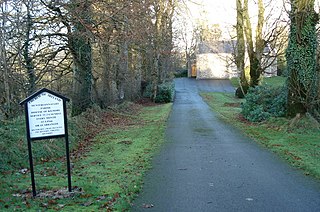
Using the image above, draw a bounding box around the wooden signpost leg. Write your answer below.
[65,135,72,192]
[27,137,36,197]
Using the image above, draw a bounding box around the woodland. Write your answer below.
[0,0,320,210]
[0,0,180,119]
[0,0,319,122]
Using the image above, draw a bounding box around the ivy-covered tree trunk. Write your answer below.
[286,0,318,116]
[69,0,92,116]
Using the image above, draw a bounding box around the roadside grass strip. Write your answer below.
[0,103,172,211]
[201,92,320,180]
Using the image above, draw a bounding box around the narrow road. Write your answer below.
[132,78,320,212]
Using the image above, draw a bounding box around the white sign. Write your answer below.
[27,92,65,139]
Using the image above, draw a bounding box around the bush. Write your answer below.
[155,82,175,103]
[241,85,287,122]
[174,69,188,78]
[142,83,153,98]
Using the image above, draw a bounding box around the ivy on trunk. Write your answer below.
[69,0,93,116]
[286,1,319,116]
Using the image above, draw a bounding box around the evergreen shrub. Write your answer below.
[241,85,287,122]
[155,82,175,103]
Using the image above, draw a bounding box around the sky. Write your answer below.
[184,0,286,39]
[188,0,236,26]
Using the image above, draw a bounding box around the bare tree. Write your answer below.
[235,0,248,98]
[0,0,11,118]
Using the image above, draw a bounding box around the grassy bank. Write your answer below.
[201,92,320,180]
[0,103,172,211]
[230,76,286,88]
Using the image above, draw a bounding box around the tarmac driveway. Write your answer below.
[132,78,320,212]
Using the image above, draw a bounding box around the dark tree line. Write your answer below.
[0,0,178,119]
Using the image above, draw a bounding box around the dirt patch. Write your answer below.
[136,98,159,107]
[13,186,84,199]
[224,102,241,108]
[237,114,256,126]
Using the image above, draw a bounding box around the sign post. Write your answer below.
[20,88,71,197]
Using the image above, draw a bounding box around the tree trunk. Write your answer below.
[253,0,265,86]
[23,1,36,95]
[100,43,115,107]
[243,0,264,87]
[118,35,129,102]
[0,1,11,118]
[69,34,92,116]
[235,0,248,98]
[286,0,318,116]
[69,0,92,116]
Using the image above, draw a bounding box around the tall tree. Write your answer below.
[68,0,93,116]
[151,0,175,101]
[286,0,319,116]
[235,0,248,98]
[23,0,36,95]
[243,0,265,87]
[0,1,10,118]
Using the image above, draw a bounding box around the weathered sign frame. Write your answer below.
[20,88,71,197]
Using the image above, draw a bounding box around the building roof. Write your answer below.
[198,40,236,54]
[198,40,276,56]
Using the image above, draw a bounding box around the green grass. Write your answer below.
[0,117,79,172]
[0,103,172,211]
[230,76,286,88]
[201,92,320,180]
[260,76,286,87]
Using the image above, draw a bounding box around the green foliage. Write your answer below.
[286,8,319,115]
[143,83,153,98]
[155,81,175,103]
[174,69,188,78]
[241,86,287,122]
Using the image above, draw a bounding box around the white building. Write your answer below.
[192,41,277,79]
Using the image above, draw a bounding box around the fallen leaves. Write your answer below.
[81,201,93,207]
[224,102,241,108]
[142,203,154,208]
[18,168,28,174]
[118,140,133,145]
[12,187,84,200]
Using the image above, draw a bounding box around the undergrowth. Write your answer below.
[0,102,172,211]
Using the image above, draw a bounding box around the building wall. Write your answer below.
[196,53,236,79]
[195,53,277,80]
[262,56,277,77]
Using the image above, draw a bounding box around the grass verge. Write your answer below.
[230,76,286,88]
[0,103,172,211]
[201,92,320,180]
